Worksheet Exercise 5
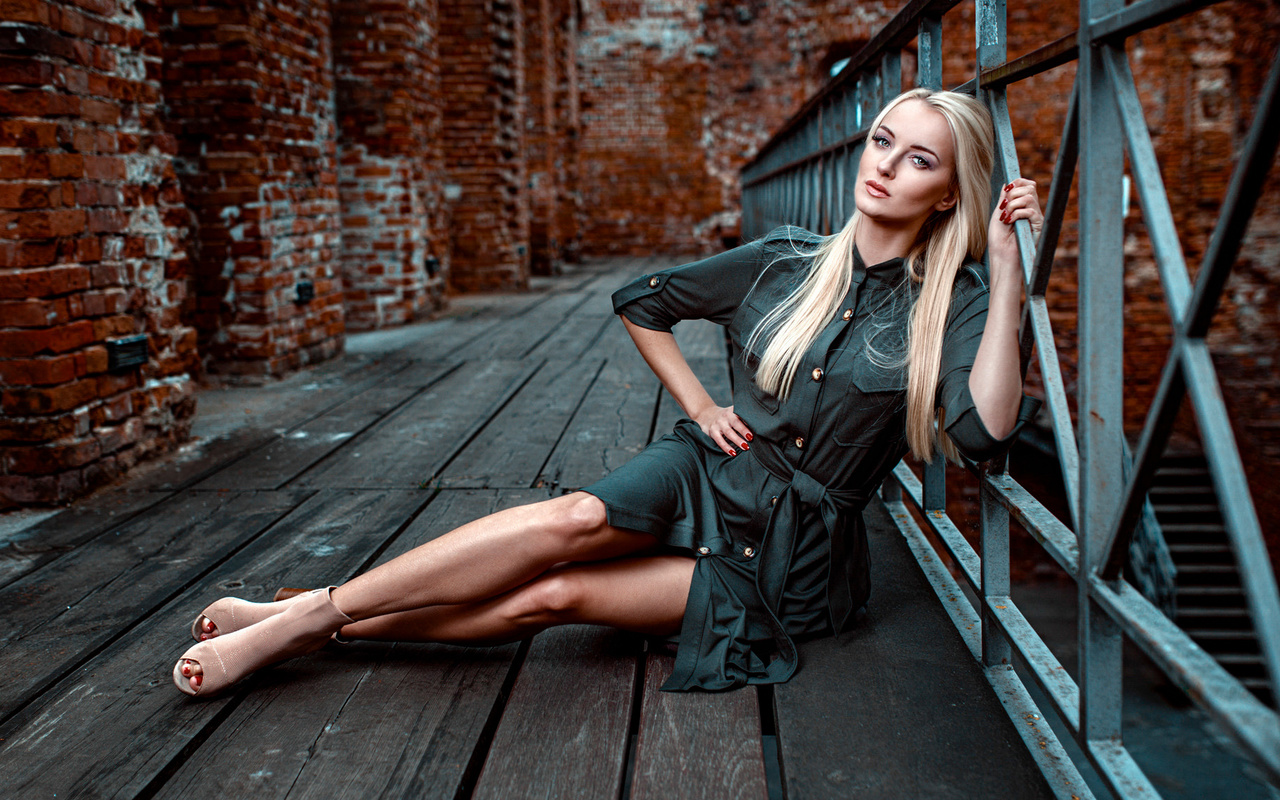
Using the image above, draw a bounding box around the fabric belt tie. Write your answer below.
[749,440,870,681]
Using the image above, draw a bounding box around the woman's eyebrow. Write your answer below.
[878,124,939,159]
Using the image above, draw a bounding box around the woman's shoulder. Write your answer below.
[758,225,825,249]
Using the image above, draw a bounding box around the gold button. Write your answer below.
[794,437,805,449]
[648,276,660,287]
[697,546,710,555]
[743,547,755,558]
[811,367,823,382]
[770,496,778,506]
[842,308,853,321]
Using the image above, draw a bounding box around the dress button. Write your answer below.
[770,496,778,506]
[743,547,755,558]
[842,308,853,321]
[697,545,710,555]
[648,276,660,288]
[794,436,805,449]
[811,367,823,382]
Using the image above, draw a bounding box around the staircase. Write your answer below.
[1153,451,1275,707]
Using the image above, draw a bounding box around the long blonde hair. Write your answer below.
[745,89,994,462]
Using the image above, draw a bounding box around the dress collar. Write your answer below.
[852,245,906,282]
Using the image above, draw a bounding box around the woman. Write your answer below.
[173,88,1043,697]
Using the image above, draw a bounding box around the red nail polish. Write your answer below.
[1000,198,1007,209]
[728,449,736,456]
[182,663,191,677]
[192,675,202,688]
[745,432,753,442]
[740,442,749,450]
[1005,182,1014,191]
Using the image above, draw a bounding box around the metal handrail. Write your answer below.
[739,0,1280,797]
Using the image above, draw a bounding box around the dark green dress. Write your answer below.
[582,226,1038,692]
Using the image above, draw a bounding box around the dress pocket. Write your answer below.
[833,352,907,447]
[738,351,780,415]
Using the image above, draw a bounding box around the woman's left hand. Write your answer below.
[987,178,1044,284]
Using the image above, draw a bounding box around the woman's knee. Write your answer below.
[508,571,587,625]
[545,492,608,539]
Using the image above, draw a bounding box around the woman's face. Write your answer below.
[854,99,958,228]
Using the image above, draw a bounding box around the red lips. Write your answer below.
[865,180,890,197]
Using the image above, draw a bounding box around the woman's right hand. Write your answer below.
[693,405,753,457]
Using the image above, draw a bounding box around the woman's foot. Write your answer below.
[173,586,354,697]
[189,591,313,641]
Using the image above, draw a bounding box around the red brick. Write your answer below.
[0,353,78,384]
[0,298,69,326]
[0,319,94,356]
[2,377,98,414]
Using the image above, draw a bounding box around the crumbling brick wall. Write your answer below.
[158,0,346,379]
[440,0,531,291]
[576,0,899,256]
[0,0,198,506]
[333,0,449,329]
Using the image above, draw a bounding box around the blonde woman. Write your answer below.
[173,88,1043,697]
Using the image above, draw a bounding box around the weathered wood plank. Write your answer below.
[473,625,639,800]
[630,653,768,800]
[0,490,309,720]
[152,489,545,800]
[536,358,660,492]
[453,291,594,361]
[0,489,173,590]
[440,358,605,489]
[772,500,1056,799]
[293,359,541,489]
[129,356,416,493]
[0,488,428,800]
[190,362,454,492]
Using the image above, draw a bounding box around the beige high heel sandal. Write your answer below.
[173,586,354,698]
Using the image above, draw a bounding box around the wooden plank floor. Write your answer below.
[0,258,1053,799]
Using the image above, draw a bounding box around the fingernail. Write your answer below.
[1005,182,1014,191]
[740,442,749,450]
[745,432,753,441]
[728,449,737,456]
[1000,198,1007,209]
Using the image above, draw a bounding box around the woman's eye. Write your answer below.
[873,135,890,147]
[910,154,932,168]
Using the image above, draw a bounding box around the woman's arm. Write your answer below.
[623,317,754,456]
[968,178,1043,439]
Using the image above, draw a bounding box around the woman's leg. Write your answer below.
[178,554,695,692]
[329,492,656,620]
[194,492,653,638]
[176,492,663,694]
[341,554,696,644]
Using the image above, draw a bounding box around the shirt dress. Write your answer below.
[581,225,1039,692]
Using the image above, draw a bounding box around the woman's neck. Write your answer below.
[853,218,924,265]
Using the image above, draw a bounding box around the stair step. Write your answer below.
[1176,607,1251,618]
[1167,544,1232,555]
[1213,653,1266,667]
[1159,523,1227,534]
[1176,586,1245,597]
[1184,629,1259,640]
[1175,564,1237,574]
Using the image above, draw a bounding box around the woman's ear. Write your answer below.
[933,188,958,212]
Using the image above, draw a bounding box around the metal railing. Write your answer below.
[740,0,1280,797]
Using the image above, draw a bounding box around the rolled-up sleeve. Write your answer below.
[937,271,1041,462]
[612,239,768,332]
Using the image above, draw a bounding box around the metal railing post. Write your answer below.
[1078,1,1140,792]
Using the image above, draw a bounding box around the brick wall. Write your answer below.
[333,0,449,330]
[158,0,345,379]
[440,0,531,291]
[0,0,198,506]
[576,0,898,256]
